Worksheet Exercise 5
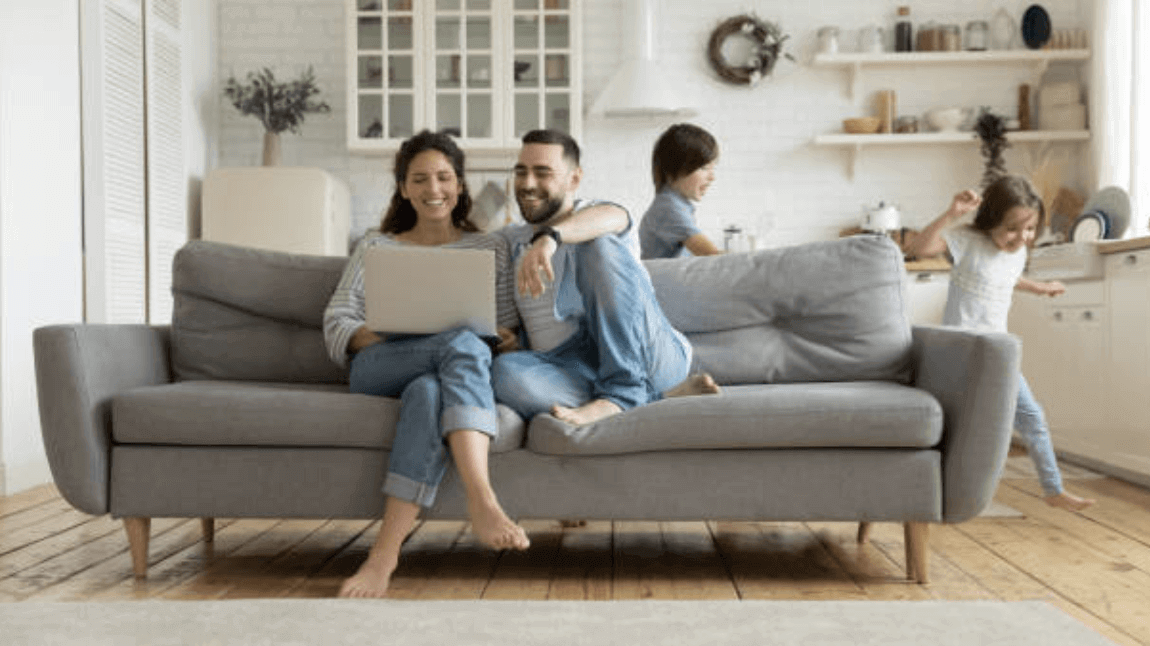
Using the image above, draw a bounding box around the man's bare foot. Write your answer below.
[552,399,623,426]
[1044,491,1096,511]
[338,556,397,599]
[469,498,530,551]
[664,373,722,398]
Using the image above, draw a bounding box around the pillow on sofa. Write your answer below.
[171,240,349,383]
[644,234,913,384]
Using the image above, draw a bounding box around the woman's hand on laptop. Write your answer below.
[349,326,385,354]
[494,327,520,354]
[517,236,557,298]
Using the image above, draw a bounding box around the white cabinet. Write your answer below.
[1009,263,1150,485]
[346,0,581,154]
[904,271,949,325]
[201,168,351,256]
[1103,249,1150,477]
[1010,281,1108,451]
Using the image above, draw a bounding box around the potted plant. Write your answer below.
[223,67,331,166]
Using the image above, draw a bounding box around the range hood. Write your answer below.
[587,0,697,119]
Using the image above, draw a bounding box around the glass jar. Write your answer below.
[817,26,840,55]
[860,24,884,53]
[941,24,961,51]
[895,115,919,133]
[895,6,913,52]
[965,20,989,51]
[916,21,939,52]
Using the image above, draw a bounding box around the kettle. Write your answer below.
[862,201,900,232]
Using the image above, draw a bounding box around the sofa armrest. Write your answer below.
[911,325,1021,523]
[33,324,172,515]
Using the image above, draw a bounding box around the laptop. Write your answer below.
[363,244,497,338]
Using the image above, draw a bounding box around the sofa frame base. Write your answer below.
[121,517,931,584]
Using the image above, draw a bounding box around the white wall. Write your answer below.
[215,0,1092,245]
[0,0,216,495]
[0,1,85,494]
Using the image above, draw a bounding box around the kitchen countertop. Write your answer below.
[905,257,951,272]
[1096,236,1150,254]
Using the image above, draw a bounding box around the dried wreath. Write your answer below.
[707,15,793,86]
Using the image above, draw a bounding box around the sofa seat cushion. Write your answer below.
[112,381,525,453]
[526,381,943,456]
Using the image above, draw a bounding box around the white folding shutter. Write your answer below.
[81,0,147,323]
[144,0,185,323]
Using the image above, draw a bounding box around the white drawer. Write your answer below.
[1056,280,1105,306]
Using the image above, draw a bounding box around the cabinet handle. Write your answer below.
[1082,310,1093,321]
[1126,254,1138,266]
[1053,311,1063,322]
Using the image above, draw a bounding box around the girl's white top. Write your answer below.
[941,226,1027,332]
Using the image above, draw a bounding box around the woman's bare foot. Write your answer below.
[552,399,623,426]
[664,373,722,398]
[338,555,397,599]
[469,498,530,551]
[1044,491,1096,511]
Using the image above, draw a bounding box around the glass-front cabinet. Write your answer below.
[348,0,580,152]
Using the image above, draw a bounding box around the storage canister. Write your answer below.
[965,20,989,51]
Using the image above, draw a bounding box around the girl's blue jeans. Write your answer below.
[348,328,496,507]
[1015,373,1064,496]
[492,234,692,419]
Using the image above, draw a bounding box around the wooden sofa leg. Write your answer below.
[123,517,151,579]
[201,518,215,543]
[904,521,930,583]
[856,522,872,543]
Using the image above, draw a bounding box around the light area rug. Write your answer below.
[0,600,1116,646]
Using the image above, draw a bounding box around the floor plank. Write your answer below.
[0,484,58,519]
[547,520,613,600]
[481,519,562,600]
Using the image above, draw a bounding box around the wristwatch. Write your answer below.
[530,225,562,247]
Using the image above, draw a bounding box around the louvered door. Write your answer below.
[80,0,186,324]
[144,0,185,323]
[82,0,147,323]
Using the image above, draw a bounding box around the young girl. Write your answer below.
[912,175,1095,511]
[638,123,723,259]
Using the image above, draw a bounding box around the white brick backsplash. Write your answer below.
[216,0,1092,243]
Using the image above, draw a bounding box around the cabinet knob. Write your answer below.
[1082,310,1093,321]
[1126,254,1138,265]
[1053,311,1063,321]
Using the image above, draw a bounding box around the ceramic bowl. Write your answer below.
[842,117,882,134]
[926,107,966,132]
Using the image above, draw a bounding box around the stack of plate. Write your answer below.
[1069,186,1131,243]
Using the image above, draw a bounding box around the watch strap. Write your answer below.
[530,225,562,247]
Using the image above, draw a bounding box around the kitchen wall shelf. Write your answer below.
[812,49,1091,99]
[814,129,1089,179]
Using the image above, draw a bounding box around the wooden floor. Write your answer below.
[1,453,1148,646]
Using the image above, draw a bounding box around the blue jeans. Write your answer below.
[493,235,692,419]
[1015,373,1064,496]
[349,328,496,507]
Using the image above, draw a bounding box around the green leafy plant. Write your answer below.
[223,67,331,134]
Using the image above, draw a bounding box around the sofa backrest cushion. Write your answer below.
[645,234,913,384]
[171,240,348,383]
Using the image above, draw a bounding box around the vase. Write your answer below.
[262,131,281,166]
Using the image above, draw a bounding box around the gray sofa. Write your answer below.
[33,235,1020,584]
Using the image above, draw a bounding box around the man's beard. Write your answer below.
[517,192,564,224]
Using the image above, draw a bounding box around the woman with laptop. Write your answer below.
[323,130,529,598]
